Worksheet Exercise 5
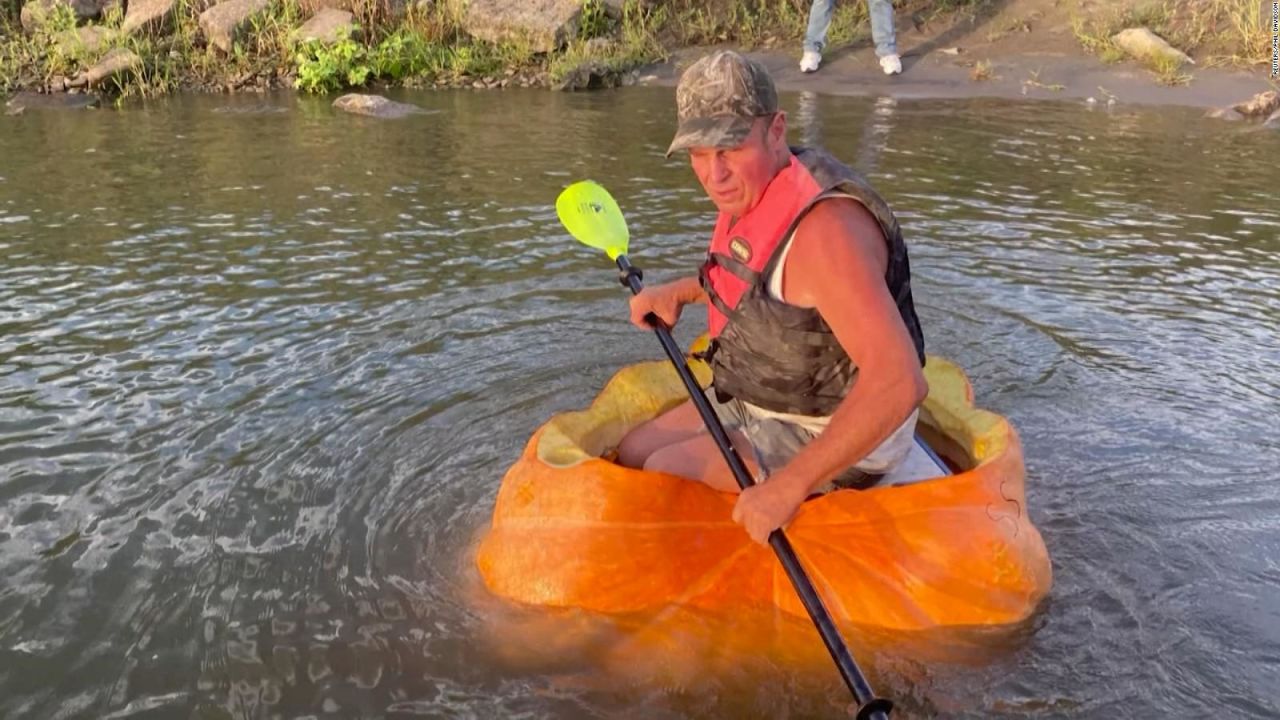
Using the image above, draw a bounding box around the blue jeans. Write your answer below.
[804,0,897,57]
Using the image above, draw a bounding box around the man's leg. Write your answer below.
[642,431,762,494]
[616,399,705,469]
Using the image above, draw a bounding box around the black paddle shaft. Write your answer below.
[616,255,892,720]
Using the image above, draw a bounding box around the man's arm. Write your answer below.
[673,275,709,305]
[628,275,707,330]
[731,198,928,543]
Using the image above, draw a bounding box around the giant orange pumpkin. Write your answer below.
[476,353,1052,634]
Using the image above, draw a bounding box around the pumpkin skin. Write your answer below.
[476,353,1052,635]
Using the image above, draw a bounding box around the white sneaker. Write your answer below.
[800,50,821,73]
[880,54,902,75]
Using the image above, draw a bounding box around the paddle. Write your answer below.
[555,180,893,720]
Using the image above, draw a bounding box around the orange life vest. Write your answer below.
[703,156,823,337]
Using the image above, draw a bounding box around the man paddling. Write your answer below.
[617,50,928,545]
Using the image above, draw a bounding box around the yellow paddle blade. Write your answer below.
[556,180,629,260]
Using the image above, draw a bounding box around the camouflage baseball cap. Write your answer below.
[666,50,778,157]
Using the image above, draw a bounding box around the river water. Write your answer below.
[1,87,1277,719]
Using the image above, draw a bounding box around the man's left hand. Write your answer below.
[731,476,808,545]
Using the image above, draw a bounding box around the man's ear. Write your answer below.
[770,112,788,145]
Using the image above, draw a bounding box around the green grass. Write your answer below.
[1070,3,1137,62]
[1070,0,1190,77]
[1149,51,1192,85]
[1172,0,1271,67]
[288,0,665,93]
[668,0,811,47]
[550,0,667,86]
[578,0,614,40]
[1070,0,1267,70]
[1,2,85,91]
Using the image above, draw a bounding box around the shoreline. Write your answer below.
[641,46,1273,111]
[7,46,1274,115]
[4,0,1276,114]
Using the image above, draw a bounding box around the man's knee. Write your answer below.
[640,444,689,477]
[643,436,757,494]
[616,401,702,469]
[616,427,653,469]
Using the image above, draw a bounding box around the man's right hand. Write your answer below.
[629,278,698,330]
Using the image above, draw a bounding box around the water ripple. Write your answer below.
[1,91,1277,719]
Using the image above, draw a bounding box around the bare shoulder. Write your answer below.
[790,196,889,276]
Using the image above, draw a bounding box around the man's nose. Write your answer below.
[708,153,731,183]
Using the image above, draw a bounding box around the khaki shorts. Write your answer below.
[710,394,884,491]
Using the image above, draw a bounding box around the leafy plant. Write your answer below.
[294,37,372,93]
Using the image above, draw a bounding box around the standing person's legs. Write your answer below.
[866,0,902,74]
[866,0,897,56]
[801,0,836,72]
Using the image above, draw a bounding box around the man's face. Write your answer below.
[687,114,786,217]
